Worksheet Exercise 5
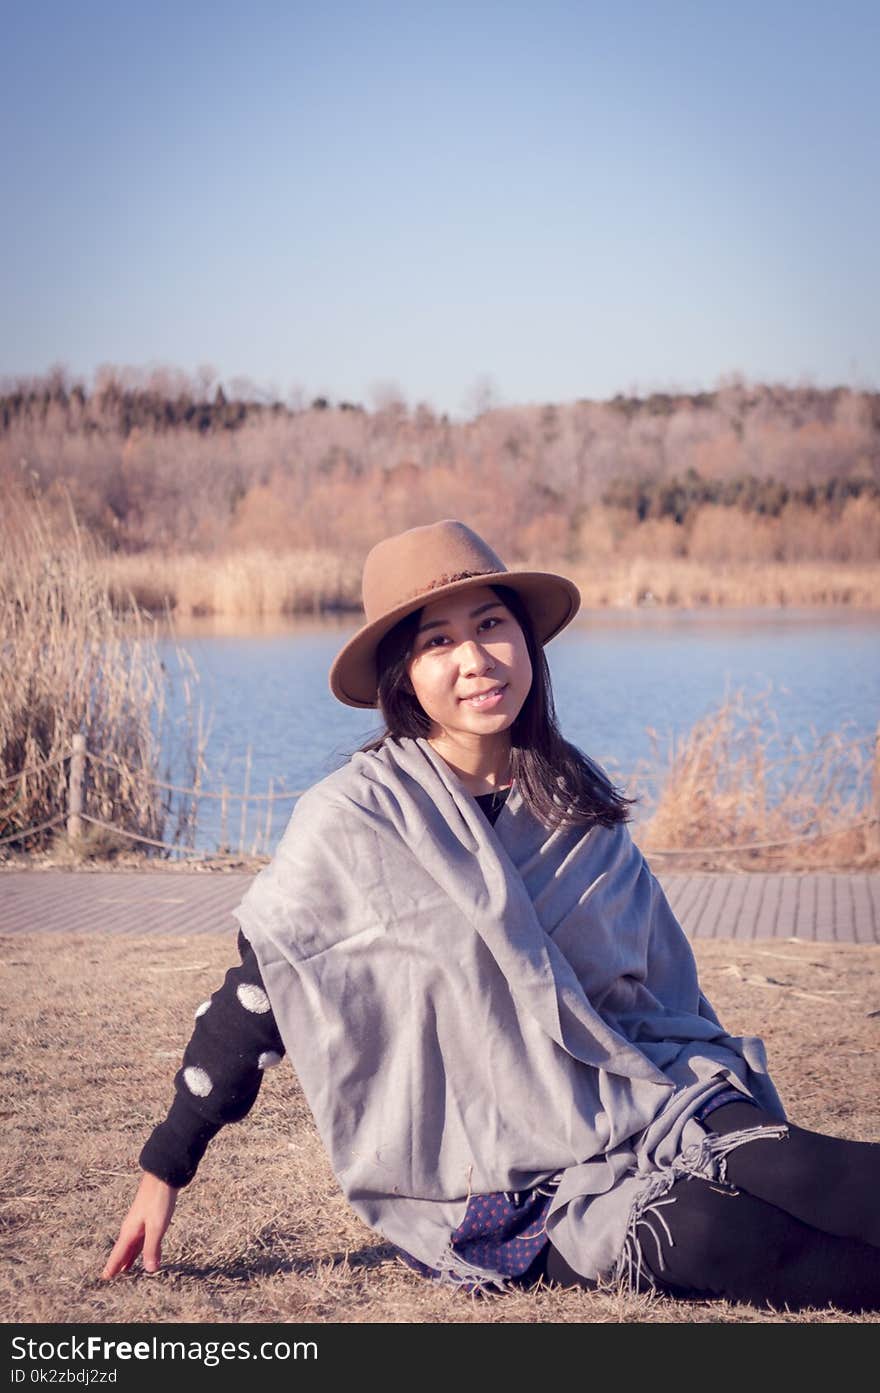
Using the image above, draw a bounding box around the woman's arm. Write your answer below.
[102,929,286,1277]
[138,927,286,1185]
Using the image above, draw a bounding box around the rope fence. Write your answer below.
[76,814,258,861]
[83,747,303,801]
[0,730,877,862]
[0,752,68,789]
[0,736,308,859]
[643,814,880,857]
[0,813,67,848]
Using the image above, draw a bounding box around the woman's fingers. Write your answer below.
[101,1223,145,1279]
[141,1225,164,1274]
[101,1174,179,1280]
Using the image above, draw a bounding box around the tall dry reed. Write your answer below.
[99,547,362,620]
[636,687,879,870]
[97,549,880,620]
[0,492,200,856]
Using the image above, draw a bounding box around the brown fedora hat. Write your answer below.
[329,519,581,708]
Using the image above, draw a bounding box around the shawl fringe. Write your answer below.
[614,1122,790,1294]
[432,1244,515,1295]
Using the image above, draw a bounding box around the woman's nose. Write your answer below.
[458,640,494,674]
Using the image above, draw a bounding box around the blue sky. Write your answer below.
[2,0,878,415]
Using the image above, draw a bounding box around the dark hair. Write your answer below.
[356,583,637,831]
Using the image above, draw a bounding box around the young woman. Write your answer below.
[102,519,880,1311]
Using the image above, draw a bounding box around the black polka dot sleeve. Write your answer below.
[139,928,286,1188]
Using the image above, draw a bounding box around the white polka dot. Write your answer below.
[183,1066,213,1097]
[237,983,271,1014]
[194,1000,211,1019]
[258,1051,282,1070]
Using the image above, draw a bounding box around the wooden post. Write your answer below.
[220,785,229,854]
[67,733,86,843]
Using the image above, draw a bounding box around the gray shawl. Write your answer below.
[233,735,785,1285]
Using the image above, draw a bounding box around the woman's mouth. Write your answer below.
[461,684,507,708]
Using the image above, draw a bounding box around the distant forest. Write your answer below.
[2,368,879,563]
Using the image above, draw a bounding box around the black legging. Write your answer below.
[545,1102,880,1313]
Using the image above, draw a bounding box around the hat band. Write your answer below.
[402,567,501,603]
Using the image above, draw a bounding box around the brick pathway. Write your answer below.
[1,870,878,942]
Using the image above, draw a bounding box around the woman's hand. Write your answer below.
[101,1172,179,1279]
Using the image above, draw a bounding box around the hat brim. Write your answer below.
[328,570,581,709]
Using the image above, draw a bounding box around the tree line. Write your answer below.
[2,368,878,560]
[603,467,879,525]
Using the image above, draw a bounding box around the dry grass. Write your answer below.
[635,689,880,872]
[99,549,363,620]
[96,550,880,620]
[1,930,878,1324]
[0,492,201,855]
[562,557,880,609]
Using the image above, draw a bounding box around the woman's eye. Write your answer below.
[422,616,502,650]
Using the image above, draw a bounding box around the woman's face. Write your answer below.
[404,585,533,745]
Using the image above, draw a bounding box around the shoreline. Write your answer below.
[97,553,880,627]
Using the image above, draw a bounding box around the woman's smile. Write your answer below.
[460,683,508,708]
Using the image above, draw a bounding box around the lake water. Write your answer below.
[156,607,880,854]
